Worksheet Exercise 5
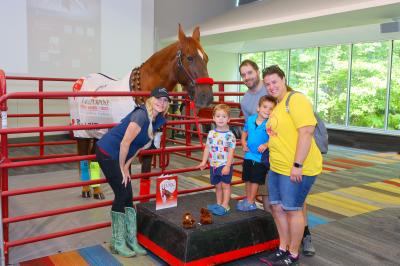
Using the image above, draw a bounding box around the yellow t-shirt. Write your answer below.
[266,92,323,176]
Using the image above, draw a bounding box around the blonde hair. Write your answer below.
[213,104,231,117]
[144,96,170,140]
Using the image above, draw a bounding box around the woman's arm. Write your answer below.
[291,125,315,182]
[120,122,141,187]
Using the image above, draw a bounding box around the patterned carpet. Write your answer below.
[7,137,400,265]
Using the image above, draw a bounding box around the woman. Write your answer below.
[96,87,170,257]
[261,65,322,266]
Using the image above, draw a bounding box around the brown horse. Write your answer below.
[71,25,213,199]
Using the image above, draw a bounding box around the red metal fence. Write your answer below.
[0,69,247,264]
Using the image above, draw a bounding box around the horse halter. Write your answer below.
[176,49,197,89]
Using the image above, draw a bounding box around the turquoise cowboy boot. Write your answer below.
[110,211,136,257]
[125,207,147,255]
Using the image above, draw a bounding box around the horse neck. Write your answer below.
[140,42,179,91]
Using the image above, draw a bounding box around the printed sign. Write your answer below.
[156,175,178,210]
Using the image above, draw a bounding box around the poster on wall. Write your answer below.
[156,175,178,210]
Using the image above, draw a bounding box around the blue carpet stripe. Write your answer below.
[307,213,329,228]
[78,245,122,266]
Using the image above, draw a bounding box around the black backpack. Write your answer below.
[285,91,328,154]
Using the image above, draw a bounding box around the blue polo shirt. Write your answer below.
[97,105,166,162]
[243,114,269,163]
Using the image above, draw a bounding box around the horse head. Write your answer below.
[176,24,213,109]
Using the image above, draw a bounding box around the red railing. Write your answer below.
[0,70,246,264]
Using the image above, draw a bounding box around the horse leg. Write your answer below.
[77,138,92,198]
[90,139,105,200]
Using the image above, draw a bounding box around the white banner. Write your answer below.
[69,72,136,139]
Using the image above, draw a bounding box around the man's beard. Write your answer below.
[247,78,260,90]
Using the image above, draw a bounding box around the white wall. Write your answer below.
[206,50,240,103]
[1,0,154,137]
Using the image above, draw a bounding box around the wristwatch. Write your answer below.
[293,162,303,168]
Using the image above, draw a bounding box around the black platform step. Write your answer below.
[137,192,279,265]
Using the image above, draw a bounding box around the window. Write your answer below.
[289,48,317,104]
[264,50,288,75]
[349,42,390,128]
[389,41,400,130]
[317,45,349,125]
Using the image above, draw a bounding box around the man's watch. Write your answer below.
[293,162,303,168]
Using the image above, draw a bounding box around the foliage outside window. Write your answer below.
[389,41,400,130]
[239,39,400,133]
[350,42,389,128]
[264,50,288,75]
[289,48,317,104]
[318,45,349,125]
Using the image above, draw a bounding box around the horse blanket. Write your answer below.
[69,72,136,139]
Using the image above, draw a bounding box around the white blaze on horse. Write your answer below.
[69,25,213,199]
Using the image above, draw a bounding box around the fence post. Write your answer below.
[0,69,9,266]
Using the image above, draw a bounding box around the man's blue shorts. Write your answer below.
[268,170,316,211]
[210,165,233,185]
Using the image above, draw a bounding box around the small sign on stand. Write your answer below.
[156,175,178,210]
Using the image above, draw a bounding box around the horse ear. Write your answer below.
[192,26,200,42]
[178,23,186,42]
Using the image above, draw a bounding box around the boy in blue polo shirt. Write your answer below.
[237,95,276,211]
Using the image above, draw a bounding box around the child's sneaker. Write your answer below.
[236,199,249,211]
[207,203,219,212]
[212,205,230,216]
[238,202,257,212]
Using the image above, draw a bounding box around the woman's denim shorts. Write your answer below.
[268,169,316,211]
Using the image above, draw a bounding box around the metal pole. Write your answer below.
[0,69,8,266]
[384,40,393,130]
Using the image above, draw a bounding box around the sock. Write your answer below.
[279,246,287,252]
[289,252,299,261]
[303,225,311,237]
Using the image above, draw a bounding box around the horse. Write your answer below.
[69,25,213,199]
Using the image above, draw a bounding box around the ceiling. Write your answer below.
[161,0,400,53]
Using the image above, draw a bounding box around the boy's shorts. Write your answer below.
[242,159,268,185]
[210,165,233,185]
[268,170,316,211]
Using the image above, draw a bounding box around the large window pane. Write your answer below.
[318,45,349,125]
[289,48,317,104]
[264,50,288,74]
[350,42,389,128]
[389,41,400,130]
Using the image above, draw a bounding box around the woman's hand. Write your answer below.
[121,166,131,187]
[257,143,268,153]
[221,165,230,175]
[197,162,207,170]
[290,166,303,183]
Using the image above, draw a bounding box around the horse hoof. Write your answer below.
[82,191,92,198]
[93,193,105,200]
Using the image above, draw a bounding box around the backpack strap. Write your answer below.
[285,91,299,114]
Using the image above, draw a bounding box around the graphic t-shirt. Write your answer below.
[206,129,236,167]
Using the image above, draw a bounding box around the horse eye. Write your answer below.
[187,56,194,62]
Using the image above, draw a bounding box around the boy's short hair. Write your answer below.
[213,104,231,117]
[258,95,277,106]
